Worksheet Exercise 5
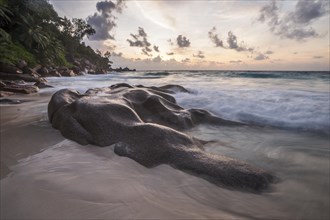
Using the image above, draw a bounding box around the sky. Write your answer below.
[50,0,330,71]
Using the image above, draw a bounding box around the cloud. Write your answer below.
[193,51,205,59]
[87,0,126,41]
[167,39,174,46]
[153,45,160,52]
[111,52,123,57]
[265,50,274,54]
[177,35,191,48]
[229,60,242,64]
[227,31,253,52]
[127,27,153,56]
[254,53,269,60]
[313,56,323,59]
[152,55,162,62]
[181,58,190,63]
[209,61,225,65]
[208,28,254,53]
[208,27,224,47]
[293,0,329,24]
[257,0,329,40]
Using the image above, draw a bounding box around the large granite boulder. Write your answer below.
[48,83,274,191]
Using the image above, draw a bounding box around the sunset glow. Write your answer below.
[51,0,329,70]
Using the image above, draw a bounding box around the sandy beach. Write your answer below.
[1,0,329,218]
[1,77,329,219]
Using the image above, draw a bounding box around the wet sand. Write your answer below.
[0,93,63,178]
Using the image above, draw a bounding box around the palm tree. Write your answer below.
[16,14,50,51]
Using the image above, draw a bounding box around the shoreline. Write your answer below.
[1,74,329,219]
[0,92,64,179]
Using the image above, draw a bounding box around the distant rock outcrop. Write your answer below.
[48,83,274,192]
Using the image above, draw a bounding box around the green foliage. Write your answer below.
[16,15,50,50]
[0,4,12,26]
[75,44,111,69]
[0,41,37,66]
[0,0,109,70]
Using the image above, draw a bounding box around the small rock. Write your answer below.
[0,91,14,97]
[49,69,61,77]
[71,66,81,75]
[0,62,23,74]
[16,60,27,69]
[61,69,75,77]
[0,81,6,89]
[37,67,49,76]
[0,98,22,104]
[1,84,39,94]
[34,81,53,88]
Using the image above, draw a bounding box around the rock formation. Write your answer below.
[48,83,274,192]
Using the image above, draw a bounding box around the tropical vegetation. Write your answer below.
[0,0,111,70]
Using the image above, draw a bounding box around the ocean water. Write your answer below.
[44,70,330,134]
[1,70,329,219]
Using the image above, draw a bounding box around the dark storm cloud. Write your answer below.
[177,35,191,48]
[127,27,153,56]
[193,51,205,59]
[208,27,224,47]
[166,52,174,56]
[254,53,269,60]
[153,45,160,52]
[87,0,126,41]
[257,0,329,41]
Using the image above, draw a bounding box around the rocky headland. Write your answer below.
[0,60,135,97]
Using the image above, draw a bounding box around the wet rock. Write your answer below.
[32,65,42,73]
[0,91,14,97]
[0,72,46,83]
[87,69,95,74]
[1,83,39,94]
[0,98,23,104]
[34,81,53,88]
[16,60,27,70]
[37,67,49,76]
[0,80,6,88]
[71,66,81,75]
[95,69,107,74]
[49,69,61,77]
[48,83,273,192]
[0,62,23,74]
[22,67,38,76]
[58,68,75,77]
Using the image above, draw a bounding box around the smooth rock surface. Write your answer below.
[48,83,274,191]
